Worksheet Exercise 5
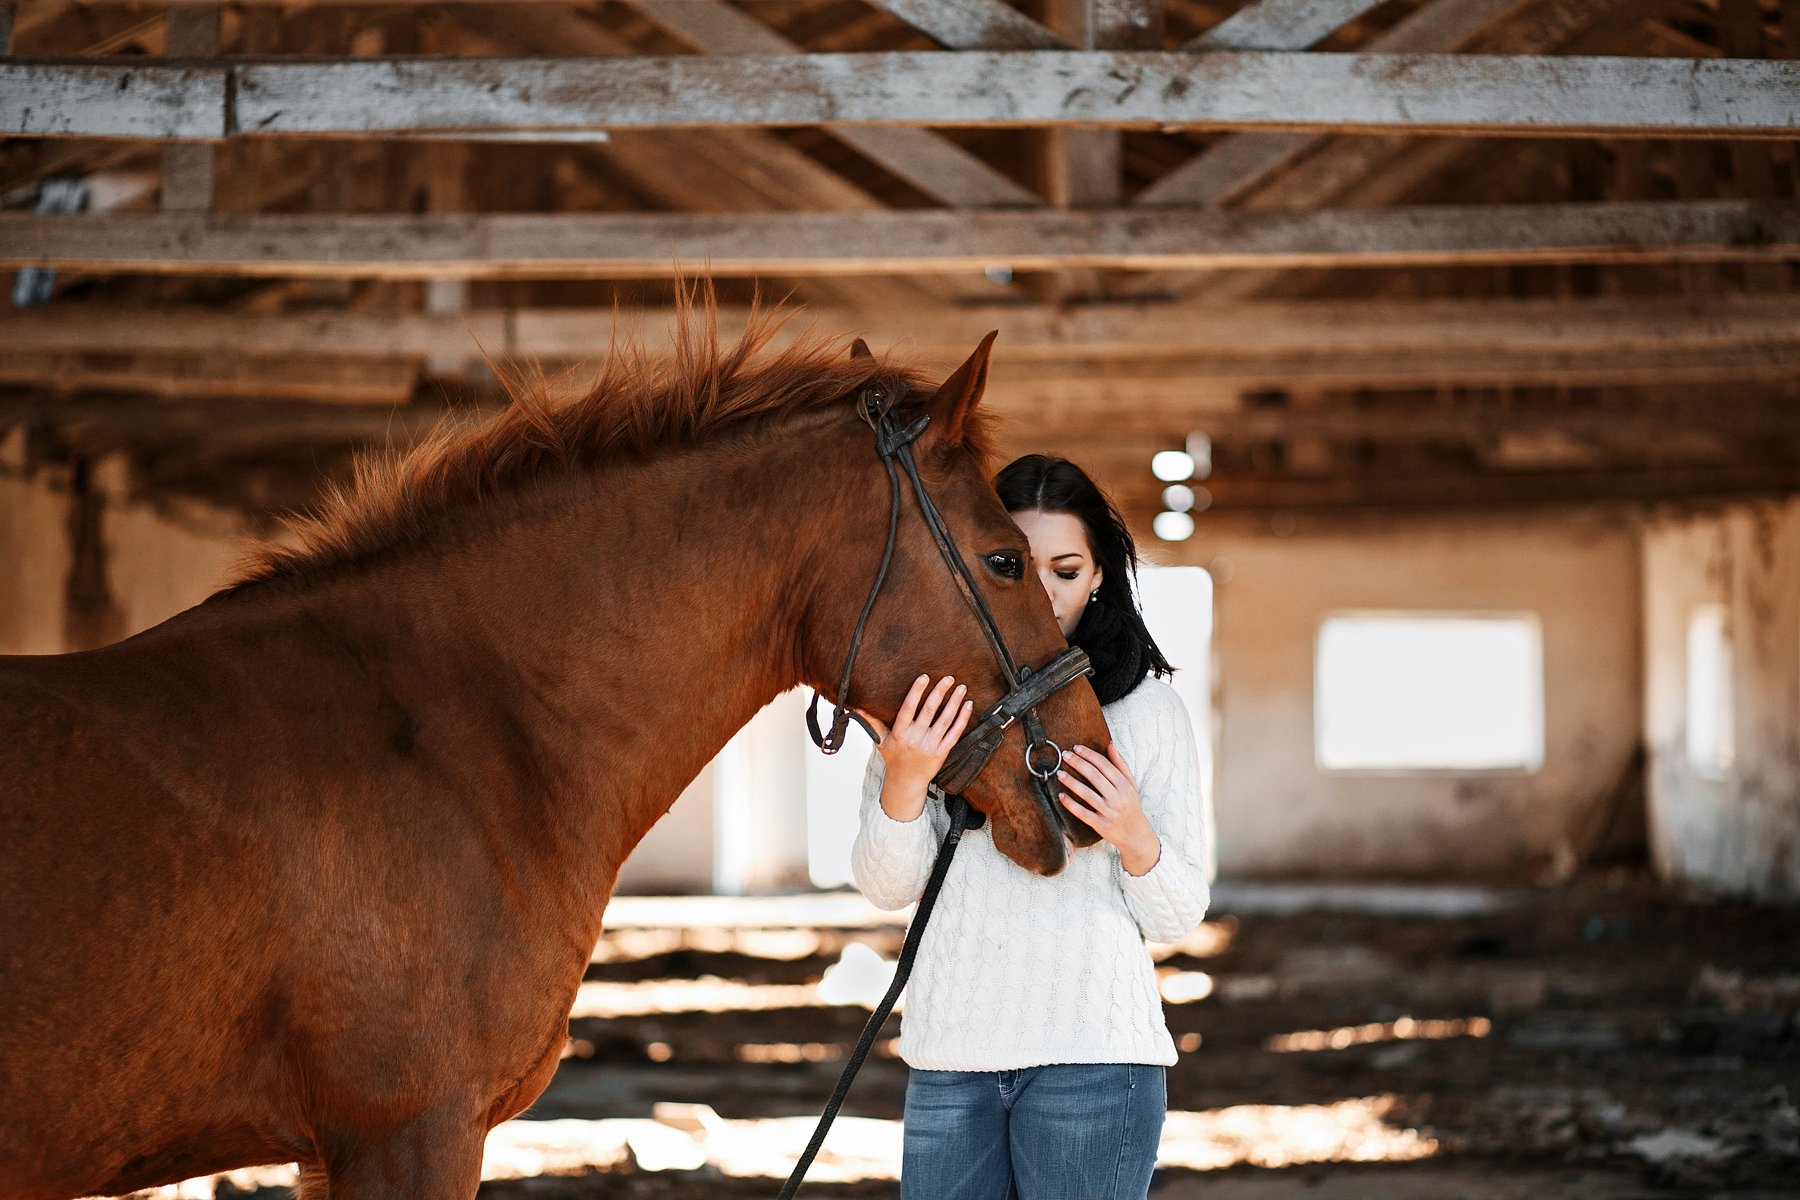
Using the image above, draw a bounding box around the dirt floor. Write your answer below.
[205,873,1798,1200]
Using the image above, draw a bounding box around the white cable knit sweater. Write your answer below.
[850,676,1211,1071]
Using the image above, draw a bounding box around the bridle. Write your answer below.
[804,376,1094,825]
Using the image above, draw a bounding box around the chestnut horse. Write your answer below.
[0,302,1109,1200]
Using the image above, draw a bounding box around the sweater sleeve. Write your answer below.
[1117,684,1213,944]
[850,751,940,911]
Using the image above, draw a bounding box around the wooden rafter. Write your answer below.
[6,52,1797,140]
[5,293,1798,362]
[4,201,1795,277]
[627,0,1038,207]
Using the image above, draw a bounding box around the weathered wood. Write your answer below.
[1107,464,1800,512]
[3,201,1796,277]
[1180,402,1800,441]
[0,5,15,55]
[0,60,225,138]
[1091,0,1163,50]
[6,295,1800,400]
[0,352,417,404]
[159,5,217,211]
[9,52,1798,140]
[863,0,1070,49]
[628,0,1038,207]
[227,52,1800,138]
[1139,0,1555,205]
[1188,0,1382,50]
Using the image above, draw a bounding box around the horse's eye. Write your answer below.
[985,553,1025,581]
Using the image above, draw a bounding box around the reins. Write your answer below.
[780,375,1095,1197]
[775,794,974,1200]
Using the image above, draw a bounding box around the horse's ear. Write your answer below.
[927,330,998,445]
[850,338,874,360]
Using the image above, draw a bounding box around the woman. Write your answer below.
[851,454,1211,1200]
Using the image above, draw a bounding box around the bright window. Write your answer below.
[1685,604,1733,779]
[1315,614,1544,772]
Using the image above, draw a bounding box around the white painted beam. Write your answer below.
[5,53,1796,140]
[1,201,1795,277]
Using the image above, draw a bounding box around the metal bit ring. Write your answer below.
[1024,738,1064,781]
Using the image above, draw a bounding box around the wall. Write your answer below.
[1192,511,1642,881]
[0,443,246,654]
[1643,498,1800,902]
[0,430,75,655]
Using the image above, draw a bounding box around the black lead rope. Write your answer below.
[775,795,973,1200]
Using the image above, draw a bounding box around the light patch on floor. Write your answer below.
[134,1096,1435,1195]
[1266,1015,1493,1053]
[569,976,838,1018]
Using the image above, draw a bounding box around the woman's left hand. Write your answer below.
[1057,743,1162,876]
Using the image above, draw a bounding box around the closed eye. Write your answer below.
[983,552,1026,581]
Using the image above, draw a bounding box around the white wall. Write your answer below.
[1187,512,1642,881]
[1643,498,1800,902]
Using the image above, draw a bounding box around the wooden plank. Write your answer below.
[1140,0,1548,205]
[1091,0,1164,49]
[0,59,225,138]
[7,293,1792,368]
[628,0,1038,206]
[3,201,1796,277]
[0,352,417,403]
[159,5,217,211]
[0,5,15,54]
[237,53,1800,138]
[1188,0,1382,50]
[1179,402,1800,441]
[1107,464,1800,512]
[862,0,1070,49]
[13,52,1797,141]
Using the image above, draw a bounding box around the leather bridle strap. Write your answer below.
[805,380,1091,798]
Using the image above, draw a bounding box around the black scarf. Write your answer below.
[1069,598,1153,706]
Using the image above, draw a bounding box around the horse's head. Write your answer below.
[803,333,1111,877]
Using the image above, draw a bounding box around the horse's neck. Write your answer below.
[208,433,832,923]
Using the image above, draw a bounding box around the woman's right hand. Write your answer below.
[857,674,972,822]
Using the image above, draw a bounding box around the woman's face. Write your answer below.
[1009,508,1103,639]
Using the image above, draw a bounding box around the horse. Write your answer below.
[0,296,1110,1200]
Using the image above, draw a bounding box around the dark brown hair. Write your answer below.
[994,454,1174,678]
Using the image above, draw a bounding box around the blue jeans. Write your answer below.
[901,1064,1166,1200]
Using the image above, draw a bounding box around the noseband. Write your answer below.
[805,378,1093,825]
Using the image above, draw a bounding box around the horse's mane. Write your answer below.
[223,286,995,593]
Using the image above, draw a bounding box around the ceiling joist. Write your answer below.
[5,52,1797,141]
[4,200,1794,277]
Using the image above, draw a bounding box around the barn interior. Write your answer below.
[3,0,1798,1194]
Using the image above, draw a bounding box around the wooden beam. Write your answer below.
[7,53,1797,141]
[6,295,1800,403]
[628,0,1037,207]
[158,4,215,211]
[1,59,224,138]
[1187,0,1381,50]
[1108,400,1800,442]
[3,201,1796,277]
[1140,0,1570,205]
[0,353,417,404]
[1109,464,1800,511]
[862,0,1070,49]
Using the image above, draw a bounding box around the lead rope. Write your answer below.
[775,794,973,1200]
